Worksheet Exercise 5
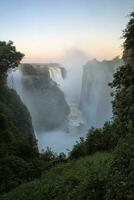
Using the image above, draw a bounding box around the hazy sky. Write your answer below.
[0,0,134,62]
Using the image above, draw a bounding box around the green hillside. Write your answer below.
[1,152,113,200]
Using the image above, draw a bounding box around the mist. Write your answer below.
[59,49,89,103]
[7,51,122,153]
[80,58,123,127]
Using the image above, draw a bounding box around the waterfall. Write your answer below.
[7,66,23,100]
[7,63,87,153]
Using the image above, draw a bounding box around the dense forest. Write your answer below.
[0,11,134,200]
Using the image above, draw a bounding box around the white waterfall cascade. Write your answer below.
[7,64,87,153]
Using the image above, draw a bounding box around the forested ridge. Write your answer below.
[0,11,134,200]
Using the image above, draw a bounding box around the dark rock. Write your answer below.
[21,64,70,131]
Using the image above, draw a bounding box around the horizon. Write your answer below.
[20,56,122,64]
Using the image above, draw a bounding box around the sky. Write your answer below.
[0,0,134,62]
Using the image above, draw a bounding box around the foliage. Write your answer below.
[86,122,118,154]
[123,12,134,65]
[0,152,112,200]
[109,11,134,131]
[0,153,64,194]
[69,137,87,159]
[68,11,134,200]
[1,10,134,199]
[109,64,134,130]
[0,156,34,193]
[0,86,38,159]
[105,131,134,200]
[0,41,41,193]
[69,122,119,159]
[0,41,24,84]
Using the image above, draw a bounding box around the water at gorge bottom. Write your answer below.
[36,102,88,154]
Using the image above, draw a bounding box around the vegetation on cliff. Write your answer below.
[0,42,66,194]
[0,10,134,200]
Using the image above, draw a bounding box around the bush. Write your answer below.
[105,132,134,199]
[69,137,87,159]
[0,156,32,193]
[0,152,112,200]
[70,122,119,159]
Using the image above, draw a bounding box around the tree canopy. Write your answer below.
[109,11,134,130]
[123,12,134,65]
[0,41,24,84]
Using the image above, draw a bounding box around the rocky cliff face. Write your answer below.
[80,57,123,127]
[20,64,70,131]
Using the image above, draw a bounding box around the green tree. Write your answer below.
[123,12,134,65]
[0,41,24,85]
[110,11,134,131]
[105,11,134,199]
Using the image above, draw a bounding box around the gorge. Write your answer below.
[7,57,122,153]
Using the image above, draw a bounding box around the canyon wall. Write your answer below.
[80,57,123,127]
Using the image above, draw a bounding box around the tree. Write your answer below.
[104,11,134,199]
[0,41,24,85]
[110,11,134,131]
[123,12,134,65]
